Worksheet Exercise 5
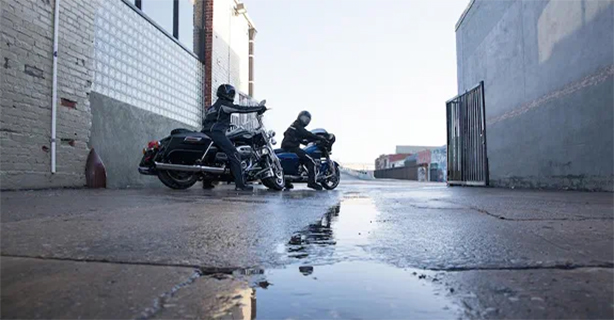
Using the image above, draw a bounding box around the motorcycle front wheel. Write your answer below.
[157,170,199,189]
[321,165,341,190]
[261,157,285,191]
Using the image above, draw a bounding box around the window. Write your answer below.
[141,0,174,35]
[135,0,197,54]
[178,0,196,52]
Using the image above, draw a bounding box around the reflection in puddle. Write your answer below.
[222,198,458,319]
[256,261,456,319]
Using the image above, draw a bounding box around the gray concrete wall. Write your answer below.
[456,0,614,191]
[89,92,195,189]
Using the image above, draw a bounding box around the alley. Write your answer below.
[1,176,612,319]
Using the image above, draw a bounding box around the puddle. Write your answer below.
[254,261,455,319]
[223,198,459,319]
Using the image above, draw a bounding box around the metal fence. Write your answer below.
[446,81,489,186]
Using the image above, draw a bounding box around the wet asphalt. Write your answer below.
[1,175,612,319]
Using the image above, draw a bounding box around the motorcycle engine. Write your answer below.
[236,146,253,158]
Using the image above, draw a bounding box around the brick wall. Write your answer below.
[1,0,96,189]
[202,0,214,107]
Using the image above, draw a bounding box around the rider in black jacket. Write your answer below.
[281,111,328,190]
[202,84,265,191]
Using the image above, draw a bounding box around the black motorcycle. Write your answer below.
[138,103,285,190]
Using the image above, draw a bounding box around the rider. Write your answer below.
[281,111,329,191]
[202,84,265,191]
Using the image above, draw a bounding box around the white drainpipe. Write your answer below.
[51,0,61,173]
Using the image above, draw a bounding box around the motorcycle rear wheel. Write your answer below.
[157,170,199,189]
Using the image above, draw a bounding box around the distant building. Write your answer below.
[375,146,447,182]
[395,146,440,154]
[375,154,413,170]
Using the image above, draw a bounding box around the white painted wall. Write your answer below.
[211,0,251,98]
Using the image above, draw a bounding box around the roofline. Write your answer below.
[455,0,476,31]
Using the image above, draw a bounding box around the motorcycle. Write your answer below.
[138,102,286,190]
[275,129,341,190]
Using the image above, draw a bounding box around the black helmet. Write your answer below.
[216,84,236,102]
[298,110,311,126]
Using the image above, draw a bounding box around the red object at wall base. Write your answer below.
[85,148,107,188]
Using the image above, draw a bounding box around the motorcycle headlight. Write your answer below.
[271,138,277,145]
[268,130,276,137]
[261,148,269,155]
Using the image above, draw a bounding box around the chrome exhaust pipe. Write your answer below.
[155,162,228,174]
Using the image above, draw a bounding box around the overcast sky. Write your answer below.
[246,0,469,164]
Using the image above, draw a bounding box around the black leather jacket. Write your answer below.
[281,120,322,149]
[202,99,263,132]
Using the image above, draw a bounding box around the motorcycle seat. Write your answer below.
[171,128,196,135]
[170,128,211,140]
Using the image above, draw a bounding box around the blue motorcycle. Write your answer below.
[275,129,341,190]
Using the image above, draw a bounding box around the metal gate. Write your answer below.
[446,81,489,186]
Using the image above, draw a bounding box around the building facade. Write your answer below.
[455,0,613,191]
[1,0,257,189]
[395,145,439,155]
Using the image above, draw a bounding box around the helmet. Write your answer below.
[216,84,236,102]
[297,111,311,126]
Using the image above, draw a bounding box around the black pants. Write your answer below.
[207,130,245,188]
[286,147,317,184]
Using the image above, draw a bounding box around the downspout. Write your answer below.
[248,27,256,96]
[51,0,61,173]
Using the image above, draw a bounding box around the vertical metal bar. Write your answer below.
[173,0,179,38]
[458,96,462,182]
[480,81,489,185]
[473,90,481,181]
[477,86,483,182]
[473,89,477,182]
[476,86,481,182]
[135,0,142,9]
[473,88,478,182]
[478,86,486,183]
[467,91,471,182]
[446,101,451,182]
[461,93,466,182]
[458,99,462,182]
[473,90,480,181]
[467,90,475,181]
[471,89,475,182]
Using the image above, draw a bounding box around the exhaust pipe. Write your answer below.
[155,162,228,174]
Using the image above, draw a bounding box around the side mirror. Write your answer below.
[259,99,267,106]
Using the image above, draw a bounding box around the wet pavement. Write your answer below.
[1,176,613,319]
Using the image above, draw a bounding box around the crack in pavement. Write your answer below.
[458,203,611,222]
[136,270,203,320]
[430,262,614,272]
[391,200,613,221]
[0,254,202,270]
[0,254,258,276]
[1,254,257,320]
[425,198,614,221]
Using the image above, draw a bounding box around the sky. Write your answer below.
[245,0,470,164]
